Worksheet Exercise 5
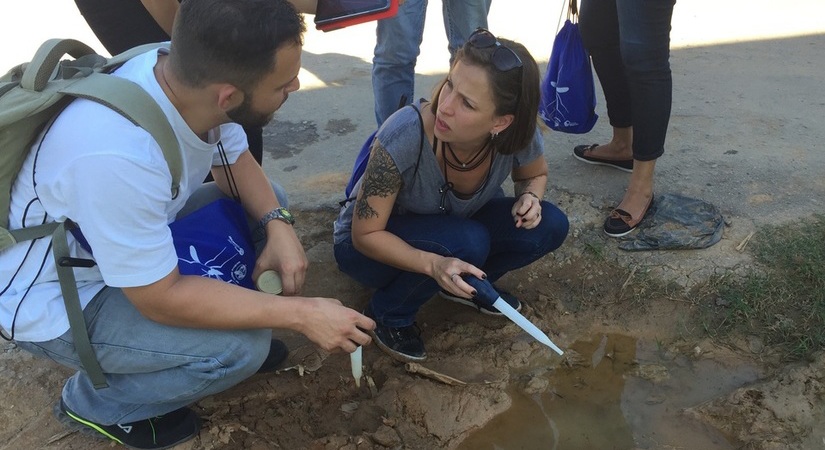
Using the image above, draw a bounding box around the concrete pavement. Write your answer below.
[5,1,825,230]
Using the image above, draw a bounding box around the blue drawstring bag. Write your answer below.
[344,129,378,200]
[342,102,423,205]
[539,1,598,134]
[169,198,256,289]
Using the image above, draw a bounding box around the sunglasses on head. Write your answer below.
[467,28,523,72]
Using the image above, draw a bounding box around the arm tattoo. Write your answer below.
[355,142,402,220]
[514,177,538,196]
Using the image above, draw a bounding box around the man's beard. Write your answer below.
[227,92,275,129]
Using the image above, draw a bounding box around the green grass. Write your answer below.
[697,215,825,360]
[583,241,606,260]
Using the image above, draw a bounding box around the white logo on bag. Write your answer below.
[540,80,579,128]
[228,236,245,255]
[178,235,247,284]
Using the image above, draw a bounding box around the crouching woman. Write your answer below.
[333,29,569,362]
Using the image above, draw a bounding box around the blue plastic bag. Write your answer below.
[169,198,256,289]
[539,18,598,134]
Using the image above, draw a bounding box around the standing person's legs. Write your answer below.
[442,0,492,59]
[618,0,675,162]
[372,0,427,126]
[603,0,675,235]
[577,0,633,162]
[74,0,169,55]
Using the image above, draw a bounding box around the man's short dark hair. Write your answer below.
[169,0,306,91]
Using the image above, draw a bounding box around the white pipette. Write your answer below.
[464,275,564,355]
[350,346,363,387]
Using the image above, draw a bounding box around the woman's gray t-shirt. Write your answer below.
[333,99,544,244]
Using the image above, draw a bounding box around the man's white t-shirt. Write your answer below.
[0,47,248,342]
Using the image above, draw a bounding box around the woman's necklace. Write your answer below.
[444,138,492,172]
[439,139,496,202]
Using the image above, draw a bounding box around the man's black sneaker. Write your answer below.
[256,338,289,373]
[54,398,201,450]
[363,307,426,362]
[439,286,522,316]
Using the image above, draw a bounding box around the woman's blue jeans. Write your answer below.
[15,182,288,425]
[579,0,676,161]
[334,198,569,327]
[372,0,492,125]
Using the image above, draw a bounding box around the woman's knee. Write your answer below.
[539,202,570,253]
[397,216,491,266]
[619,36,671,80]
[443,221,490,266]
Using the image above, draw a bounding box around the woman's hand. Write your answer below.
[431,257,486,299]
[512,192,543,229]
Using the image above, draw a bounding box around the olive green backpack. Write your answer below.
[0,39,182,389]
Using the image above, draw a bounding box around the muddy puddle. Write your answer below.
[458,334,761,450]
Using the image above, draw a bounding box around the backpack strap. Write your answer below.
[20,39,96,92]
[59,73,182,200]
[10,39,181,199]
[105,42,170,69]
[19,39,167,92]
[409,103,425,183]
[52,222,108,389]
[55,62,181,389]
[2,39,179,389]
[0,222,59,251]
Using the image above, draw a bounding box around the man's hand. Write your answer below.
[255,220,308,295]
[295,298,375,353]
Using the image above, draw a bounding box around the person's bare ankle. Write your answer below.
[616,191,653,220]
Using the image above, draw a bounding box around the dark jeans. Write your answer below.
[334,198,569,327]
[73,0,264,165]
[579,0,676,161]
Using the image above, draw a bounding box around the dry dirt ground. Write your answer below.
[3,1,825,448]
[2,194,823,450]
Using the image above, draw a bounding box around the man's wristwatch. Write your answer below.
[259,207,295,228]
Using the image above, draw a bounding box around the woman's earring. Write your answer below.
[491,131,498,140]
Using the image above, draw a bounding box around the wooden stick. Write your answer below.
[405,363,466,386]
[736,231,755,252]
[621,266,637,292]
